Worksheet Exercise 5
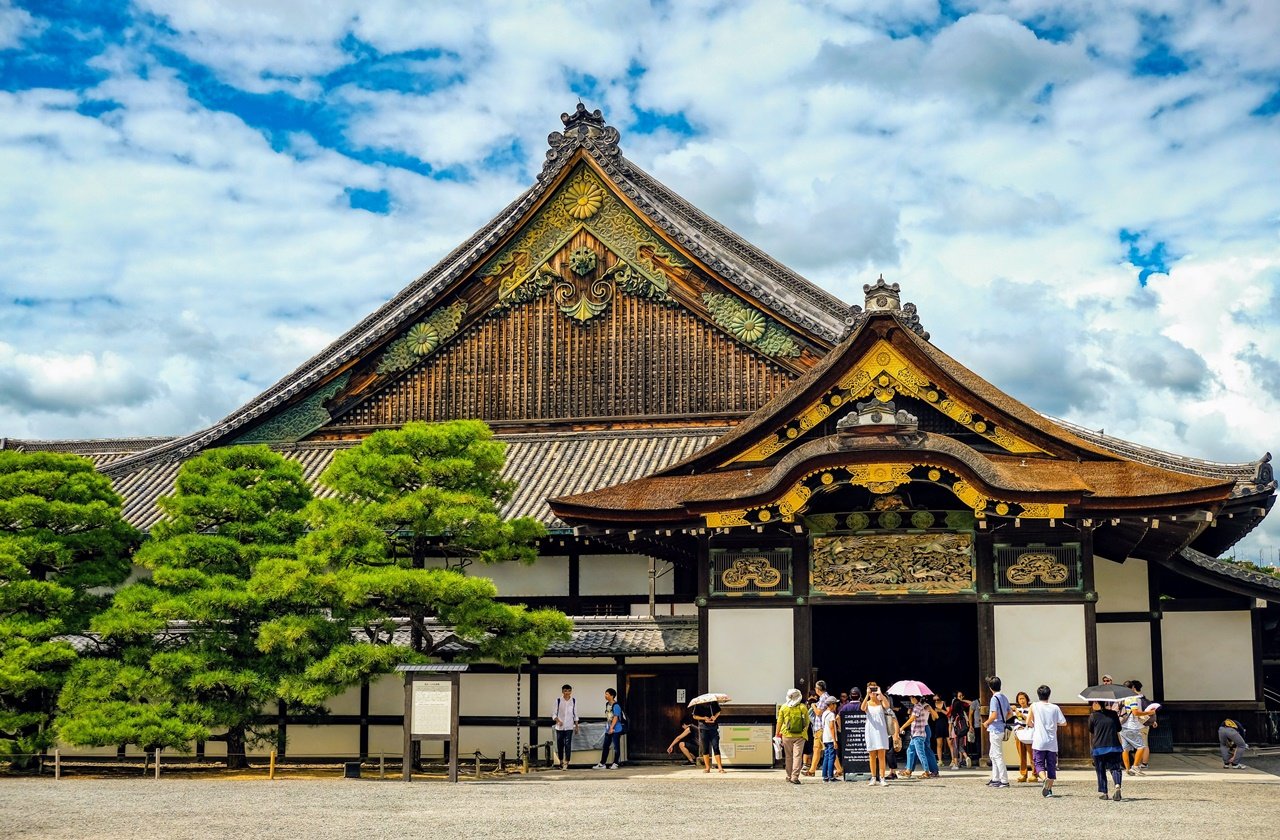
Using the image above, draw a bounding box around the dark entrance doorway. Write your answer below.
[812,603,979,704]
[624,666,698,760]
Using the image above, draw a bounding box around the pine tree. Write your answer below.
[0,450,137,768]
[57,446,327,768]
[289,420,570,705]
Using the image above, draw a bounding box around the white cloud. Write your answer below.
[0,0,39,50]
[2,0,1279,559]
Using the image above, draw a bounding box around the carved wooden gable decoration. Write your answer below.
[301,157,835,437]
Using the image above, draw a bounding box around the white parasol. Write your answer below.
[687,692,731,706]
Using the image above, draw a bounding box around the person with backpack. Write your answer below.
[949,690,972,769]
[552,683,580,770]
[775,688,809,784]
[594,688,625,769]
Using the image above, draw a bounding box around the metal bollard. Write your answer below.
[521,746,529,774]
[497,751,505,773]
[474,751,482,779]
[54,750,61,781]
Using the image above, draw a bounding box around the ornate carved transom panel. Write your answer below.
[993,543,1081,592]
[709,547,792,597]
[810,533,975,595]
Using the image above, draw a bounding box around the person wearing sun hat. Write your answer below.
[776,689,809,784]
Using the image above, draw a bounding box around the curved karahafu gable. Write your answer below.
[552,279,1274,559]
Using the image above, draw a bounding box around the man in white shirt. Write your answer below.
[551,684,579,770]
[1025,684,1067,798]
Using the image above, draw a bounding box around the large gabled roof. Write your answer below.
[97,106,851,480]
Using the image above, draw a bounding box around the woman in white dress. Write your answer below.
[862,682,892,785]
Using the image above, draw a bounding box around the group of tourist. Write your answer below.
[547,673,1193,798]
[770,674,1162,800]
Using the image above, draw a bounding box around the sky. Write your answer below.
[1,1,1278,560]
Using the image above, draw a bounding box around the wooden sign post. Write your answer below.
[399,664,467,783]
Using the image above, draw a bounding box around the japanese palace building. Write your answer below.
[11,106,1278,761]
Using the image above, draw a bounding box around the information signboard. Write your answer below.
[411,679,453,736]
[718,725,773,767]
[840,710,871,778]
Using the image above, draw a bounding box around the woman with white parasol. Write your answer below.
[689,692,729,773]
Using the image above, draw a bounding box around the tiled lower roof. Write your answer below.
[1177,548,1280,599]
[62,615,699,658]
[105,428,724,532]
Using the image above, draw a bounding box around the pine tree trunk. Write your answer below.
[224,726,249,770]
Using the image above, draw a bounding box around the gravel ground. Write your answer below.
[3,756,1278,840]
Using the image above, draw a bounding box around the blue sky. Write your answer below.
[1,0,1279,560]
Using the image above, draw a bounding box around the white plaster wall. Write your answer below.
[459,673,531,717]
[1161,611,1255,701]
[369,673,404,716]
[325,682,362,715]
[470,556,569,597]
[56,743,118,757]
[993,604,1088,698]
[368,725,405,757]
[630,602,698,616]
[1096,622,1154,688]
[287,724,359,757]
[708,608,793,705]
[1094,557,1149,613]
[457,725,533,758]
[580,553,674,596]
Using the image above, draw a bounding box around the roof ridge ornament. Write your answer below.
[542,103,624,181]
[863,274,929,341]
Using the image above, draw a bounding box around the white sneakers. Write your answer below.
[592,763,620,770]
[592,763,606,769]
[609,763,620,769]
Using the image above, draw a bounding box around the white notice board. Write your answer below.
[411,679,453,736]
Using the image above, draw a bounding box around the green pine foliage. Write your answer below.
[0,450,137,767]
[292,420,571,704]
[57,446,331,768]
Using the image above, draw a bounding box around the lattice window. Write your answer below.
[993,543,1082,592]
[709,547,792,597]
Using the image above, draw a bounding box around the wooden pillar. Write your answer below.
[697,534,710,694]
[793,532,811,693]
[358,681,370,760]
[1148,562,1165,700]
[1082,526,1099,685]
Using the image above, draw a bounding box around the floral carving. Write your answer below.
[732,309,767,342]
[703,292,802,358]
[376,301,468,375]
[406,322,441,355]
[568,246,598,276]
[563,181,605,219]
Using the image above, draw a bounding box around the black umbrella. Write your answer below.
[1079,684,1136,702]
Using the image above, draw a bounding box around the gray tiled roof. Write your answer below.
[62,615,699,658]
[104,428,724,532]
[1177,547,1280,599]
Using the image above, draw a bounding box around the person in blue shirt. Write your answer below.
[594,688,624,769]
